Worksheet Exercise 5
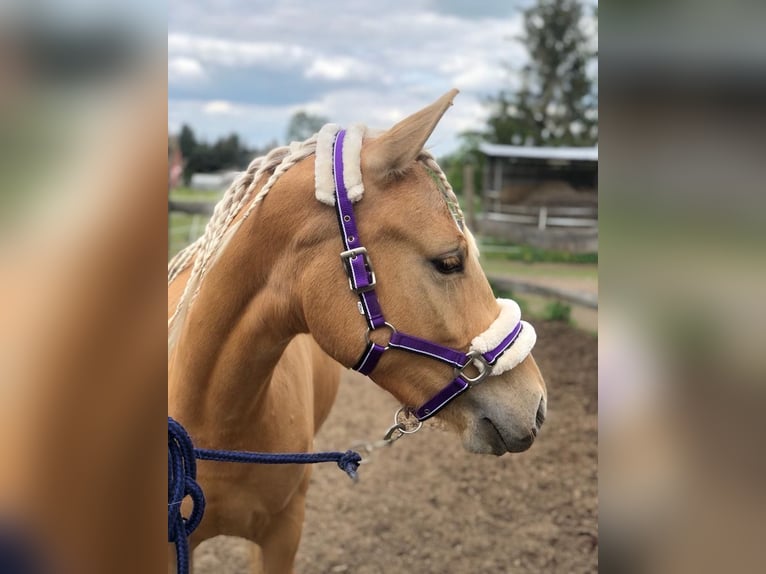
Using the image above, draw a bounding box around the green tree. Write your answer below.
[286,111,329,143]
[213,134,246,169]
[486,0,597,146]
[178,124,197,160]
[176,124,256,183]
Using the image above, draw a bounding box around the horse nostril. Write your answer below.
[536,397,546,429]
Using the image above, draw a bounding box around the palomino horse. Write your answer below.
[168,89,546,573]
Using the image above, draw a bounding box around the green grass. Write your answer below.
[168,187,223,259]
[170,187,223,202]
[541,300,572,323]
[480,258,597,281]
[169,211,208,260]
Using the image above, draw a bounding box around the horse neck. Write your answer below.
[168,163,317,437]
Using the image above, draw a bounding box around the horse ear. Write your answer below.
[363,89,459,181]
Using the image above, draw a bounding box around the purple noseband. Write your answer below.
[331,130,523,421]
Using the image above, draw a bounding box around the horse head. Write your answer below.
[299,90,547,455]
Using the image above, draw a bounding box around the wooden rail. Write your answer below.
[482,193,597,230]
[168,200,216,216]
[487,275,598,309]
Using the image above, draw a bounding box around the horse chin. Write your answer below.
[460,413,540,456]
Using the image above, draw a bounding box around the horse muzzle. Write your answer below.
[463,395,547,455]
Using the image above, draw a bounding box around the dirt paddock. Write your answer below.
[195,321,598,573]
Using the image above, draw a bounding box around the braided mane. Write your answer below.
[168,128,465,349]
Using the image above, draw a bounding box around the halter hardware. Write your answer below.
[331,128,527,424]
[383,406,424,441]
[340,247,377,294]
[365,321,396,349]
[456,351,491,385]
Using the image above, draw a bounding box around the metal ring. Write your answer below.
[394,406,423,434]
[365,322,397,349]
[455,351,491,385]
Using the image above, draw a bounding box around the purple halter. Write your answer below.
[331,129,523,421]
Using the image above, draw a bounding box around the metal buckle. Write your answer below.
[340,247,377,294]
[455,351,491,385]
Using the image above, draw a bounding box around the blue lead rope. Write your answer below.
[167,417,361,574]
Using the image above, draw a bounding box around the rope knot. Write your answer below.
[168,418,362,573]
[168,418,206,549]
[337,450,362,482]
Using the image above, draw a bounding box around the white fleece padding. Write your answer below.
[314,123,367,206]
[470,298,537,375]
[314,123,341,205]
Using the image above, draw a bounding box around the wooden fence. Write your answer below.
[482,201,598,230]
[168,200,215,216]
[168,200,216,258]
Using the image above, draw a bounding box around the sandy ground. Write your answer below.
[195,320,597,573]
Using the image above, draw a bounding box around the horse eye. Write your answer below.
[432,255,464,275]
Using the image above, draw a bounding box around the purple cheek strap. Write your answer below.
[331,130,527,421]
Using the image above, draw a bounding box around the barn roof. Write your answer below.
[479,143,598,162]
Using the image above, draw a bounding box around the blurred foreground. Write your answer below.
[0,3,166,573]
[601,2,766,572]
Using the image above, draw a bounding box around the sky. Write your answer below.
[168,0,540,156]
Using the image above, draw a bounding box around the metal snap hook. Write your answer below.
[382,423,406,442]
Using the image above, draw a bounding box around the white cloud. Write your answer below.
[203,100,237,115]
[305,57,375,81]
[168,57,205,82]
[167,1,569,154]
[168,33,307,68]
[452,61,506,91]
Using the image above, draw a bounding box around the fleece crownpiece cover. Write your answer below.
[314,123,367,206]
